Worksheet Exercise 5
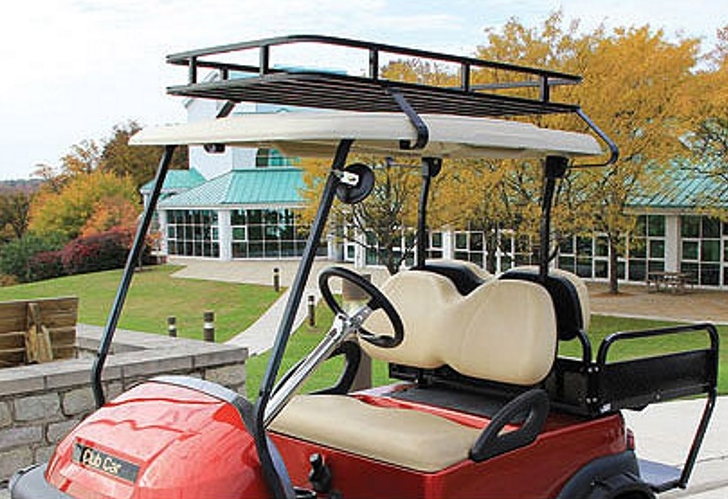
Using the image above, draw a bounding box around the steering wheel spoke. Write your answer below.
[319,266,404,349]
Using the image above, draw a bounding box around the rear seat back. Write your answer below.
[362,270,558,386]
[418,260,493,295]
[499,267,590,340]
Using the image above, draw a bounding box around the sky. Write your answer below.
[0,0,725,180]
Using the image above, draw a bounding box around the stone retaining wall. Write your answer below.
[0,325,248,484]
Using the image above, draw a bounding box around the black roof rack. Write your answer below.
[166,34,582,118]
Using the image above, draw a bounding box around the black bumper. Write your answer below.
[9,463,74,499]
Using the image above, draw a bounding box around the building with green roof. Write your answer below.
[149,96,728,288]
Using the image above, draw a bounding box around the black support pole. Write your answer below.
[539,156,568,282]
[253,139,353,499]
[415,157,442,268]
[91,145,177,408]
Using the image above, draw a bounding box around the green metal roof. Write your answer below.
[628,163,728,210]
[140,167,206,193]
[158,167,305,208]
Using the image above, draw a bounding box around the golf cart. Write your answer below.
[10,35,718,499]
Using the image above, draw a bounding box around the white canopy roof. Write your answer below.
[130,111,603,160]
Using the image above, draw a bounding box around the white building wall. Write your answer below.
[218,210,232,261]
[664,214,680,272]
[186,99,260,179]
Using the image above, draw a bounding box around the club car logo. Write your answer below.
[72,443,140,483]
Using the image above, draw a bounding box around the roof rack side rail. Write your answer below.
[167,34,582,99]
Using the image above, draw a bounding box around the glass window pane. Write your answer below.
[431,232,442,248]
[470,232,484,251]
[630,239,646,259]
[248,210,262,224]
[703,218,721,238]
[559,236,574,254]
[681,263,699,283]
[647,260,664,273]
[558,256,575,272]
[682,241,699,261]
[647,215,665,237]
[595,236,609,257]
[702,240,721,262]
[248,225,263,241]
[577,236,593,257]
[649,240,665,259]
[629,260,646,281]
[455,232,467,249]
[594,260,608,278]
[231,209,246,225]
[682,216,700,238]
[576,257,592,278]
[701,264,720,285]
[232,227,246,240]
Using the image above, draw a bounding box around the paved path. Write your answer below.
[169,258,390,355]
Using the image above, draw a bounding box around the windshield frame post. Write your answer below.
[91,145,177,408]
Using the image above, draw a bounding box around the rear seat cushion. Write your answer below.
[270,395,481,472]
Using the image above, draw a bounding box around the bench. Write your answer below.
[647,271,693,294]
[0,297,78,367]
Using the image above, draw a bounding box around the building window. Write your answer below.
[255,148,298,168]
[363,230,416,269]
[627,215,665,282]
[230,208,318,259]
[558,234,609,279]
[427,231,443,260]
[454,230,484,267]
[166,210,220,258]
[681,216,722,286]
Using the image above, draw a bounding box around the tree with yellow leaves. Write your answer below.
[474,14,699,293]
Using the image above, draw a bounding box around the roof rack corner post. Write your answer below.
[188,57,198,85]
[461,62,471,92]
[252,139,354,499]
[368,47,379,81]
[91,144,177,408]
[259,43,271,76]
[539,76,550,102]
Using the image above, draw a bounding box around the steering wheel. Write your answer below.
[318,266,404,348]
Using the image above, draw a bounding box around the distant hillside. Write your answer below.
[0,179,42,193]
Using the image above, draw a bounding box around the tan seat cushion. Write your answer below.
[363,271,558,385]
[270,395,481,472]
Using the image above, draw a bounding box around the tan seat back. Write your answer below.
[363,270,558,385]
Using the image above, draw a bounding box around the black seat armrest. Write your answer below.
[469,388,549,462]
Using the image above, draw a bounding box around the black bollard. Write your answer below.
[203,311,215,342]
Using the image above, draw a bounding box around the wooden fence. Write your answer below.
[0,297,78,367]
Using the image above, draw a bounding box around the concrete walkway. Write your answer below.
[169,257,390,355]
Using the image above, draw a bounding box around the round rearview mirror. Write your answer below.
[336,163,375,204]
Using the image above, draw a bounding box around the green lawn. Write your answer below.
[0,267,723,396]
[0,265,280,342]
